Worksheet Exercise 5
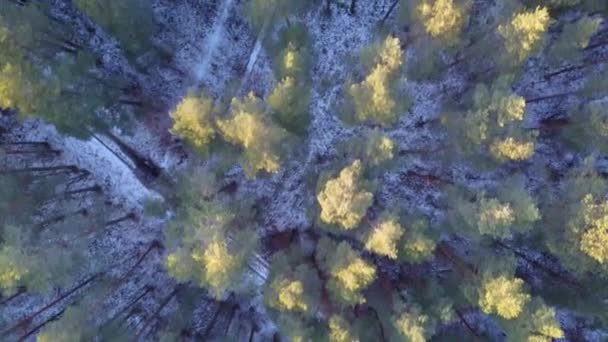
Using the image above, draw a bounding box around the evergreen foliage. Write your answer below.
[169,92,216,152]
[344,36,407,127]
[549,16,602,65]
[217,93,289,178]
[73,0,158,60]
[317,160,373,229]
[445,75,537,163]
[317,239,376,306]
[498,6,551,65]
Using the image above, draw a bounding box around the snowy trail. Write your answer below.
[194,0,235,81]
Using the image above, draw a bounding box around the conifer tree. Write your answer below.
[246,0,306,32]
[500,299,564,342]
[217,93,289,178]
[445,75,536,163]
[268,76,310,135]
[498,6,551,66]
[169,92,216,152]
[264,251,321,316]
[478,273,530,319]
[317,160,373,230]
[163,172,258,298]
[400,217,437,263]
[319,240,376,306]
[73,0,158,61]
[0,3,123,138]
[548,16,602,66]
[344,36,407,127]
[412,0,471,45]
[328,315,359,342]
[391,305,435,342]
[365,213,403,259]
[343,129,395,167]
[448,177,540,240]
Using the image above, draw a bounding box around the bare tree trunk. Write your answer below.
[0,165,78,175]
[120,241,162,280]
[526,91,576,103]
[105,212,136,227]
[2,273,98,336]
[381,0,400,24]
[17,309,65,341]
[135,286,180,340]
[0,287,26,306]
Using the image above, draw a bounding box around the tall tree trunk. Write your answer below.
[2,273,98,336]
[135,286,180,339]
[17,309,65,341]
[381,0,400,24]
[0,165,78,175]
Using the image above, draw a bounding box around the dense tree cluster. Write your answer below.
[3,0,608,340]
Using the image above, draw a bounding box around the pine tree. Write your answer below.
[445,75,536,163]
[498,6,551,66]
[73,0,158,61]
[365,213,403,259]
[264,252,320,316]
[323,241,376,306]
[549,16,602,66]
[343,129,395,167]
[400,217,437,263]
[268,76,310,135]
[163,174,258,299]
[479,274,530,319]
[448,177,540,240]
[344,36,407,127]
[217,93,289,178]
[328,315,359,342]
[500,299,564,342]
[246,0,306,32]
[317,160,374,230]
[0,4,123,138]
[413,0,471,45]
[169,92,216,152]
[391,305,435,342]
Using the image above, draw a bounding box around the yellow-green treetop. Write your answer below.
[317,160,373,229]
[217,93,288,178]
[328,315,359,342]
[479,274,530,319]
[169,93,215,151]
[268,278,307,312]
[0,245,29,295]
[346,36,405,127]
[502,299,564,342]
[327,242,376,306]
[268,76,310,135]
[365,214,403,259]
[490,137,535,161]
[457,76,536,163]
[527,303,564,341]
[392,306,434,342]
[498,6,551,64]
[571,194,608,264]
[191,238,238,298]
[278,42,308,80]
[346,129,395,166]
[401,219,437,263]
[416,0,470,44]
